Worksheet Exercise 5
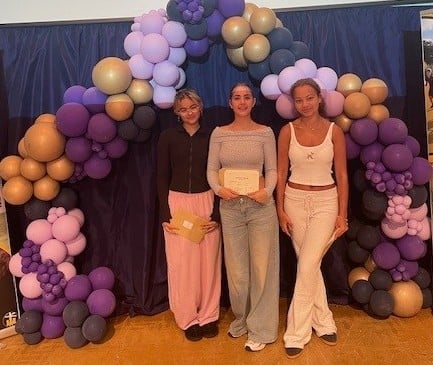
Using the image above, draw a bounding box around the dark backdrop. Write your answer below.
[0,4,430,315]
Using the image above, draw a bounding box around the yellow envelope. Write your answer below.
[170,210,208,244]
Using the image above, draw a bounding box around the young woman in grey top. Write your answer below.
[207,83,279,352]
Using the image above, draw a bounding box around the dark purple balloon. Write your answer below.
[372,241,401,270]
[206,9,224,38]
[184,37,209,57]
[381,144,413,172]
[217,0,245,18]
[64,274,93,301]
[65,136,93,163]
[56,102,90,137]
[87,113,117,143]
[83,153,112,179]
[408,157,433,185]
[349,118,378,146]
[86,289,116,318]
[396,234,427,261]
[345,132,361,159]
[360,142,384,165]
[378,117,408,146]
[41,296,69,316]
[404,135,421,157]
[41,314,66,339]
[104,137,128,159]
[88,267,115,291]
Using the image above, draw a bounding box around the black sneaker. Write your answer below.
[184,324,202,341]
[319,333,337,346]
[201,321,218,338]
[285,347,303,359]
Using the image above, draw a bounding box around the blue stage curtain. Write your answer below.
[0,4,429,315]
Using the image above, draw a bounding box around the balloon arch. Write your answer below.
[0,0,432,348]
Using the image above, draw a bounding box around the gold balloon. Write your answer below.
[35,113,56,124]
[243,34,270,63]
[46,154,75,181]
[105,93,134,122]
[221,16,251,48]
[20,158,46,181]
[226,46,248,69]
[348,267,370,288]
[249,7,277,35]
[242,3,259,22]
[18,138,29,158]
[361,78,389,105]
[389,280,423,318]
[126,79,153,105]
[33,175,60,201]
[343,92,371,119]
[367,104,390,124]
[2,176,33,205]
[24,123,65,162]
[332,113,353,133]
[92,57,132,95]
[336,73,362,97]
[0,155,23,180]
[364,255,377,273]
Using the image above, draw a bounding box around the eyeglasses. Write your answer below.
[177,104,200,114]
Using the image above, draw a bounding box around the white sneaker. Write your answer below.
[244,339,266,352]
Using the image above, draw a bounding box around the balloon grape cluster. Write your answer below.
[19,240,42,274]
[37,259,67,304]
[365,161,413,196]
[175,0,205,24]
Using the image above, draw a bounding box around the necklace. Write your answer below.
[303,119,323,131]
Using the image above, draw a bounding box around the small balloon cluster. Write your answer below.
[14,266,116,347]
[174,0,205,24]
[365,161,413,196]
[346,221,432,318]
[19,240,41,274]
[37,259,67,304]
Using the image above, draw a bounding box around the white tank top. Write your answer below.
[288,122,335,186]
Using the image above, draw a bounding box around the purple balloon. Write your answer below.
[41,297,69,316]
[128,54,154,80]
[408,157,433,185]
[82,87,107,114]
[83,153,112,179]
[381,144,413,172]
[206,9,225,38]
[349,118,378,146]
[378,117,408,146]
[184,37,209,58]
[56,102,90,137]
[162,21,187,47]
[86,289,116,318]
[104,137,128,159]
[404,136,421,157]
[64,274,93,301]
[41,314,66,339]
[22,297,43,312]
[123,31,144,57]
[63,85,86,104]
[88,267,115,291]
[360,142,384,165]
[345,133,361,160]
[372,241,401,270]
[217,0,245,18]
[396,234,427,261]
[141,33,170,64]
[87,113,117,143]
[65,136,93,163]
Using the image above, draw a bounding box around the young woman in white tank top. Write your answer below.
[276,78,349,359]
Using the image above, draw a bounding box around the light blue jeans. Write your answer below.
[283,185,338,348]
[220,196,279,344]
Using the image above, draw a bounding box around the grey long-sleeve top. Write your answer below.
[207,126,277,198]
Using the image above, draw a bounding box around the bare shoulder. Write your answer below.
[278,122,292,140]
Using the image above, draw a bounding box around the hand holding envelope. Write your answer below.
[169,210,209,244]
[218,168,261,195]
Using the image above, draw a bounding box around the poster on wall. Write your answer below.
[0,180,20,339]
[421,9,433,163]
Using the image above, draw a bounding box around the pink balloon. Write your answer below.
[65,233,87,256]
[57,261,77,281]
[67,208,85,227]
[381,218,407,239]
[52,215,80,242]
[409,203,428,221]
[276,94,298,119]
[40,239,68,265]
[8,253,24,277]
[417,217,431,240]
[139,13,165,35]
[324,90,344,117]
[19,272,43,299]
[26,219,53,245]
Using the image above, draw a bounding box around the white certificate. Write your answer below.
[220,168,260,195]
